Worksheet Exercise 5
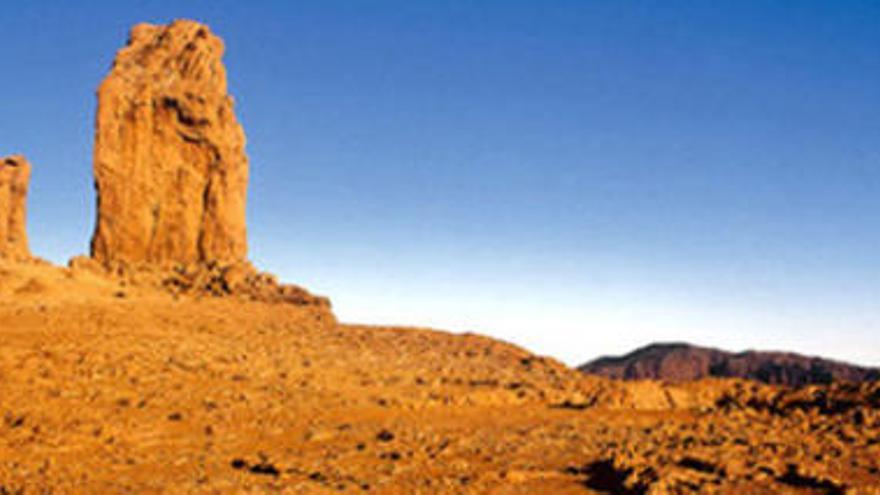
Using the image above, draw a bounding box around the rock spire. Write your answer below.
[0,155,32,260]
[90,20,248,266]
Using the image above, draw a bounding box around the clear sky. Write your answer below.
[2,1,879,366]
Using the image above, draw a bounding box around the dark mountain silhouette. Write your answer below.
[579,342,879,386]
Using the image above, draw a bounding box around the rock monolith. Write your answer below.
[0,155,32,260]
[90,20,248,266]
[81,20,329,311]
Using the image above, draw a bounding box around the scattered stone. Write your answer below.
[379,451,401,461]
[376,430,395,442]
[777,464,845,494]
[678,457,719,474]
[228,457,280,477]
[249,462,281,477]
[576,459,649,495]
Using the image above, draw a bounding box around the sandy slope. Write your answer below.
[1,260,878,494]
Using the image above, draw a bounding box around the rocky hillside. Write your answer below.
[580,342,880,386]
[2,260,880,493]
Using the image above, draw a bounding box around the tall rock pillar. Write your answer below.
[0,155,32,260]
[91,20,248,266]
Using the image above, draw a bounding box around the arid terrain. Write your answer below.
[1,259,880,494]
[1,19,879,494]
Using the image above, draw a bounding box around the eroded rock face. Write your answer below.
[91,20,248,266]
[84,20,330,311]
[0,155,32,260]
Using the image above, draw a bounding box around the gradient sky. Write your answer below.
[2,1,879,366]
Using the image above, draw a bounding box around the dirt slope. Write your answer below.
[0,263,880,493]
[1,260,879,494]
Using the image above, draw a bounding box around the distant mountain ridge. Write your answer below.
[579,342,880,386]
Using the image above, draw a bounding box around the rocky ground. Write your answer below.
[1,259,879,494]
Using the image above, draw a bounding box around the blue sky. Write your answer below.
[2,1,879,365]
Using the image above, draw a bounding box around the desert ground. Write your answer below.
[1,259,878,494]
[2,19,879,495]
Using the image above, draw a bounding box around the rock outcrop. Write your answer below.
[83,20,329,311]
[579,342,880,386]
[0,155,32,260]
[90,20,248,267]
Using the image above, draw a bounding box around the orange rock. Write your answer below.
[0,155,32,260]
[90,20,248,266]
